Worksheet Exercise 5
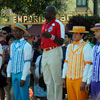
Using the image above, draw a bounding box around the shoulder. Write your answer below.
[0,44,2,48]
[55,19,64,27]
[67,43,72,48]
[24,41,32,49]
[67,44,72,51]
[84,43,92,48]
[83,43,93,52]
[10,42,15,48]
[42,22,46,27]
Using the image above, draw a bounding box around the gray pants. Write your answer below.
[42,47,62,100]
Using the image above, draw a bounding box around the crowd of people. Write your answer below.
[0,5,100,100]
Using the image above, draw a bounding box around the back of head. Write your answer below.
[6,34,15,44]
[2,26,12,33]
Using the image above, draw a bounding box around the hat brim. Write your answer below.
[11,24,29,34]
[69,30,89,33]
[90,27,100,31]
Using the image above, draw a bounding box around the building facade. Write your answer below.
[0,0,94,25]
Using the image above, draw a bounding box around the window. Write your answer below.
[76,0,87,8]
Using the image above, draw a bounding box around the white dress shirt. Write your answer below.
[35,55,42,78]
[86,46,100,84]
[7,38,32,80]
[62,39,92,84]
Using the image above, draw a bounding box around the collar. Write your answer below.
[79,39,83,43]
[15,38,24,43]
[20,38,24,42]
[73,39,83,45]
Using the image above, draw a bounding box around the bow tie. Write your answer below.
[97,41,100,46]
[73,41,79,45]
[15,40,20,43]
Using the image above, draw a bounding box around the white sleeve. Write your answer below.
[0,44,3,69]
[7,45,12,77]
[82,44,92,83]
[7,60,12,77]
[21,43,32,80]
[62,44,70,78]
[35,56,41,67]
[87,65,93,84]
[56,20,65,39]
[87,47,94,84]
[60,23,65,39]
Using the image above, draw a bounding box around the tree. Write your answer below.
[68,15,100,32]
[0,0,64,16]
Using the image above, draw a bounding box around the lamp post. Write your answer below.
[94,0,98,15]
[98,0,100,16]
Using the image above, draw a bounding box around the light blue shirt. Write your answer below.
[7,38,32,80]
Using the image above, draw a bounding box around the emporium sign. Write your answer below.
[13,15,67,24]
[0,12,93,25]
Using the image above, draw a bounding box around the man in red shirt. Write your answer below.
[41,6,65,100]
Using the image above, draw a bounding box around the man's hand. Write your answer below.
[80,82,86,90]
[41,32,51,39]
[20,80,25,87]
[54,37,64,45]
[85,84,90,93]
[7,77,11,84]
[62,78,66,88]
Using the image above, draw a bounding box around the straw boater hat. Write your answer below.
[11,23,28,34]
[91,23,100,31]
[69,26,89,33]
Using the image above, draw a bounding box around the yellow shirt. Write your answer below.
[62,39,92,82]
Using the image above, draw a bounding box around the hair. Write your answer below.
[2,26,12,33]
[6,34,15,44]
[46,5,57,16]
[65,33,72,39]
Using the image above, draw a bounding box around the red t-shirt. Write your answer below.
[40,18,65,49]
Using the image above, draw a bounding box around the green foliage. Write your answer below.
[68,15,100,32]
[0,0,63,16]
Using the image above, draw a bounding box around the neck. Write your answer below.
[16,37,23,40]
[47,17,55,23]
[75,39,82,42]
[74,40,80,42]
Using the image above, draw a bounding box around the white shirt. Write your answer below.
[86,45,100,84]
[62,39,92,84]
[35,55,42,78]
[0,44,3,69]
[7,38,32,80]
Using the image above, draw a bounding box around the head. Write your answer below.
[64,33,72,45]
[94,29,100,41]
[6,34,15,46]
[44,6,57,21]
[27,36,34,45]
[2,26,12,39]
[14,27,24,40]
[72,32,84,41]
